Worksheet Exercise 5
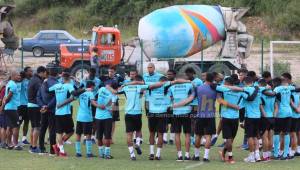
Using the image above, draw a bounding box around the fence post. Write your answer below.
[21,38,24,69]
[81,39,83,80]
[261,39,264,74]
[140,39,143,75]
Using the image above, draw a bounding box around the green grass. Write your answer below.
[0,99,300,170]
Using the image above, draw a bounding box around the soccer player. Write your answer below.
[0,80,7,148]
[18,67,33,145]
[49,72,76,157]
[290,86,300,158]
[123,69,138,84]
[1,71,22,150]
[218,77,242,164]
[259,78,277,161]
[95,83,118,159]
[75,81,97,158]
[169,75,194,161]
[27,66,47,153]
[242,77,262,163]
[185,68,203,145]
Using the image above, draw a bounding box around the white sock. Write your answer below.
[133,132,136,140]
[59,145,65,153]
[194,148,200,157]
[156,147,161,157]
[163,133,168,141]
[290,149,295,157]
[177,151,182,157]
[204,148,210,159]
[255,149,260,158]
[201,138,206,145]
[170,133,175,141]
[263,152,268,158]
[84,136,87,140]
[185,152,190,158]
[297,146,300,153]
[150,145,154,155]
[224,139,227,142]
[136,137,141,146]
[128,146,135,157]
[91,135,96,140]
[259,139,262,145]
[228,152,233,157]
[22,136,27,141]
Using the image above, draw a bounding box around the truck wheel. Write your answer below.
[178,63,202,78]
[71,64,90,81]
[208,63,231,76]
[33,47,44,57]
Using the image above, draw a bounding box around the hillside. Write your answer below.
[2,0,300,40]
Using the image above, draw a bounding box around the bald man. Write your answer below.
[1,71,22,150]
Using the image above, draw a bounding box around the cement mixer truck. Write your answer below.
[54,5,253,79]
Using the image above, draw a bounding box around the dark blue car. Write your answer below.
[21,30,87,57]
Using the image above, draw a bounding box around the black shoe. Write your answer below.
[203,158,210,162]
[184,156,191,161]
[131,156,136,161]
[87,154,95,158]
[155,156,161,160]
[176,156,183,162]
[294,152,300,156]
[288,156,294,160]
[272,156,281,160]
[39,149,48,155]
[280,156,287,160]
[135,146,142,155]
[169,140,174,145]
[149,154,154,160]
[192,156,200,161]
[7,145,14,150]
[14,145,23,151]
[1,143,8,149]
[105,155,114,159]
[163,140,168,144]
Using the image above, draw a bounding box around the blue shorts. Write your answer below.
[0,113,7,128]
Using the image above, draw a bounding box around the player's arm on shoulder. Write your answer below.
[171,79,191,85]
[172,93,194,108]
[148,82,165,90]
[222,85,243,92]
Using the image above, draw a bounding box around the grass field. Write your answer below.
[0,99,299,170]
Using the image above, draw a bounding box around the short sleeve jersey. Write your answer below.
[77,91,95,122]
[4,80,20,110]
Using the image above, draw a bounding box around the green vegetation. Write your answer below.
[0,0,298,40]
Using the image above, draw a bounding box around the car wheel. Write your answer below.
[33,47,44,57]
[71,63,90,81]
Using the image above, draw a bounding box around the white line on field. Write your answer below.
[183,162,204,169]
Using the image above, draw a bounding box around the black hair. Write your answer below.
[258,78,267,86]
[243,76,253,84]
[205,72,215,83]
[281,72,292,81]
[89,67,96,74]
[230,74,240,85]
[262,71,271,79]
[37,66,47,74]
[167,69,176,75]
[238,68,248,74]
[224,76,234,85]
[24,66,31,73]
[86,81,95,88]
[20,71,25,79]
[108,65,116,71]
[247,71,256,78]
[272,77,282,88]
[185,67,195,74]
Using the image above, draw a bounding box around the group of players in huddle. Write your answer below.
[1,63,300,164]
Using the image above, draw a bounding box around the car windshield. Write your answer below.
[57,33,70,40]
[100,33,115,45]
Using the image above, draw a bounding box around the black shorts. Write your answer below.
[112,100,120,121]
[18,105,29,123]
[245,118,260,138]
[260,117,274,133]
[148,113,167,133]
[55,115,74,134]
[4,110,19,128]
[125,114,142,133]
[195,118,216,136]
[166,107,173,124]
[274,117,291,134]
[172,115,191,134]
[191,106,198,119]
[96,118,113,140]
[76,121,93,135]
[91,105,96,118]
[290,118,300,132]
[222,118,239,139]
[28,107,41,128]
[0,112,7,128]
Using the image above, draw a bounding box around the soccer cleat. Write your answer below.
[22,139,30,145]
[280,156,288,160]
[52,145,60,156]
[226,158,236,164]
[272,156,281,160]
[244,156,255,163]
[163,140,168,144]
[29,147,40,154]
[105,155,114,159]
[155,156,161,160]
[169,140,174,145]
[211,136,218,146]
[294,152,300,156]
[287,155,294,160]
[135,146,142,155]
[58,152,67,157]
[76,153,82,157]
[149,154,155,160]
[130,156,136,161]
[7,145,14,150]
[14,145,23,151]
[176,156,183,162]
[87,154,95,158]
[203,158,210,162]
[39,149,48,155]
[184,156,191,161]
[0,143,8,149]
[255,155,261,162]
[192,156,200,161]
